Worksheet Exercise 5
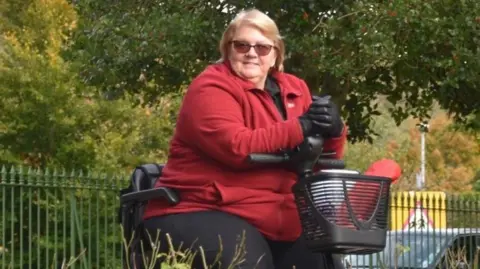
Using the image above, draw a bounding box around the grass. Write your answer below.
[0,227,252,269]
[120,227,256,269]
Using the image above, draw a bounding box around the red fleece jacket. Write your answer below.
[143,61,347,241]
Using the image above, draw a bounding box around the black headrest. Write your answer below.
[131,163,164,192]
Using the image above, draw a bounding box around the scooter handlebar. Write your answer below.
[247,136,345,171]
[317,159,345,169]
[247,153,345,169]
[247,153,289,163]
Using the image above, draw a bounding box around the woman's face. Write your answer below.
[228,25,277,88]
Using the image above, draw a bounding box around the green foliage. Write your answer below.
[473,170,480,192]
[74,93,181,173]
[0,0,179,173]
[68,0,223,103]
[0,0,80,167]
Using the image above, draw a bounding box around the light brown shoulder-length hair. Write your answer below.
[218,9,286,72]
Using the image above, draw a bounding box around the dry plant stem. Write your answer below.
[121,225,136,269]
[445,246,468,269]
[58,249,86,269]
[199,247,209,269]
[145,230,162,269]
[227,230,248,269]
[117,225,253,269]
[473,247,479,269]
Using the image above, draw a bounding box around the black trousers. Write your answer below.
[139,210,345,269]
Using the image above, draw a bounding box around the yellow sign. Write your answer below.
[390,191,447,230]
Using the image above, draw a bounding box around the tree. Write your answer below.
[0,0,178,173]
[0,0,82,167]
[393,113,480,192]
[68,0,480,142]
[473,170,480,191]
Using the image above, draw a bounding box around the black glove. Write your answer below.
[298,95,344,138]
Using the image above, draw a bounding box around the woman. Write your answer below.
[142,8,347,269]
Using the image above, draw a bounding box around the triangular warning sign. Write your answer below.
[402,201,434,230]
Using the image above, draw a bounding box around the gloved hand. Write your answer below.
[298,95,344,138]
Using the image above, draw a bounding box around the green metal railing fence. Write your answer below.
[1,166,479,268]
[0,166,127,269]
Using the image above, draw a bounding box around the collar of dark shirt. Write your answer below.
[265,75,280,97]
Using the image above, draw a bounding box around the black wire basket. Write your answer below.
[292,171,392,255]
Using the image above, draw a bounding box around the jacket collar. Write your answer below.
[218,61,302,96]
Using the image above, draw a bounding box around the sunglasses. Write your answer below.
[230,40,275,56]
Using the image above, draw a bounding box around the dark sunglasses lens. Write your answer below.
[255,45,272,56]
[233,42,250,53]
[232,41,273,55]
